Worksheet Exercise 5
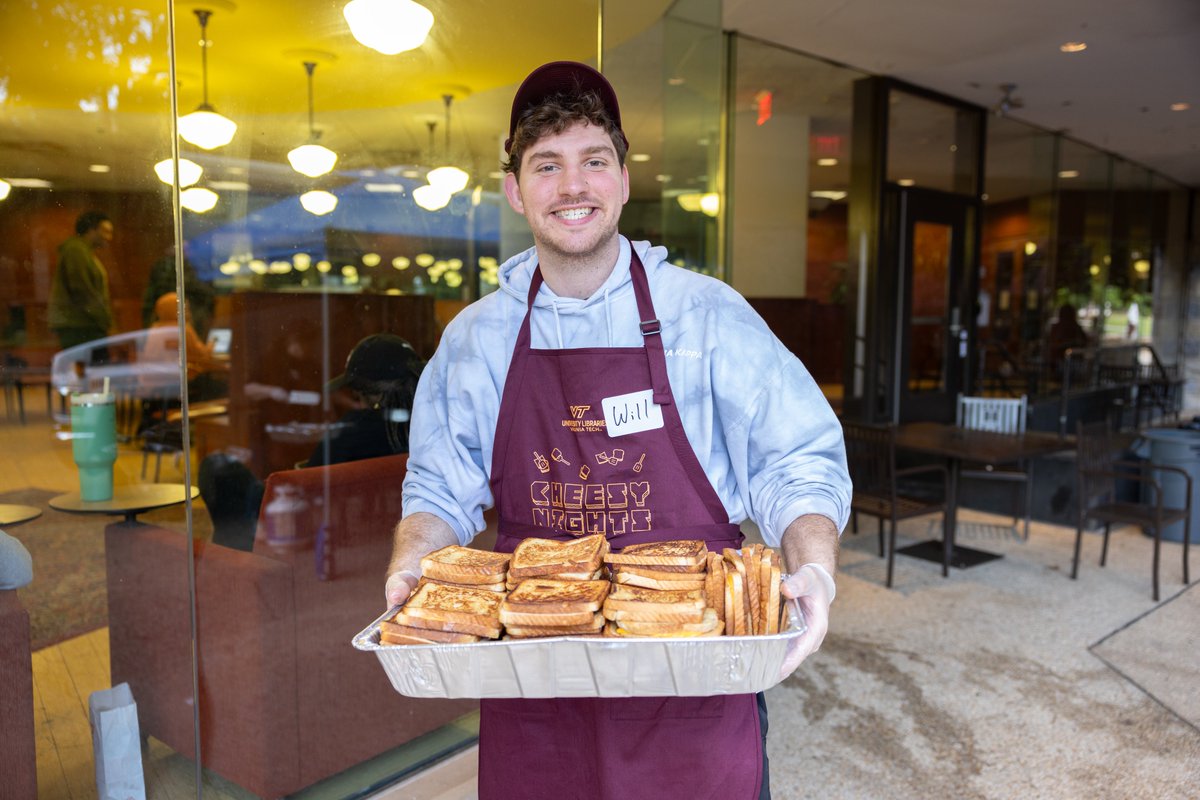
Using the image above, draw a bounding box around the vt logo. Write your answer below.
[569,405,591,419]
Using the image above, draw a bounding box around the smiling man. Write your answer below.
[386,61,851,799]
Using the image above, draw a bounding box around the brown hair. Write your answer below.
[502,90,628,177]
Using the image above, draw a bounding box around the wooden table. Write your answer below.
[894,423,1074,571]
[49,483,198,524]
[0,504,42,526]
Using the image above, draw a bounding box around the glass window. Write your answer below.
[886,88,980,195]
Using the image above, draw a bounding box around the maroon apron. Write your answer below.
[478,251,763,799]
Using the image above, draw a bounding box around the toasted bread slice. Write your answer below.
[504,613,606,637]
[611,564,707,581]
[392,609,502,638]
[606,584,704,607]
[602,605,707,623]
[605,614,722,638]
[744,545,762,635]
[502,578,610,613]
[498,607,599,627]
[380,626,481,645]
[765,562,782,635]
[758,548,773,634]
[421,546,510,582]
[380,617,482,644]
[612,571,706,591]
[611,562,704,574]
[614,608,722,636]
[705,552,726,624]
[509,534,609,579]
[724,569,747,636]
[424,576,507,593]
[400,581,504,637]
[604,539,707,568]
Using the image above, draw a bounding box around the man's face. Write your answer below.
[503,122,629,265]
[87,220,114,249]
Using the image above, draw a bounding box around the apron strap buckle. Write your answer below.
[640,319,661,336]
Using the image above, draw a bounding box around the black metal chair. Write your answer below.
[1073,421,1192,601]
[956,394,1032,539]
[843,421,949,588]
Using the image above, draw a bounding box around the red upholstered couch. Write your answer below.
[0,589,36,799]
[105,454,478,798]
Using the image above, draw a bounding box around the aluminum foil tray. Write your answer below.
[352,599,806,699]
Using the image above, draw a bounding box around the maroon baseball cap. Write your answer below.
[504,60,628,155]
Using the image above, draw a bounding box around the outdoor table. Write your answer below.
[893,422,1074,573]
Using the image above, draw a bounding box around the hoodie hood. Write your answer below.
[497,236,669,310]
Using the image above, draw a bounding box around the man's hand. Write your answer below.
[384,569,421,608]
[778,565,836,680]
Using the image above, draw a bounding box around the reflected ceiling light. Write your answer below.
[488,170,504,180]
[629,153,651,163]
[287,62,338,178]
[178,10,238,150]
[810,190,847,201]
[316,260,332,273]
[153,157,203,187]
[392,256,410,269]
[0,179,10,201]
[1134,259,1151,274]
[364,183,406,193]
[699,193,720,217]
[1058,169,1080,179]
[1089,264,1101,276]
[897,178,916,187]
[415,253,435,267]
[426,94,469,193]
[816,158,838,167]
[208,180,249,191]
[299,189,338,215]
[89,164,110,173]
[6,178,52,189]
[362,252,382,267]
[269,260,292,274]
[413,183,451,211]
[180,186,219,212]
[1059,41,1087,53]
[1170,102,1190,111]
[293,253,312,271]
[342,0,434,55]
[444,271,463,289]
[218,260,241,275]
[1024,242,1038,256]
[249,259,269,274]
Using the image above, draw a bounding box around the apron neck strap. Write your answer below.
[518,247,673,407]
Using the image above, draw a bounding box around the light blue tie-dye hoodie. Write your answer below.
[402,236,851,546]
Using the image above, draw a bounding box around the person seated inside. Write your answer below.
[1047,303,1090,373]
[142,291,229,403]
[198,333,424,551]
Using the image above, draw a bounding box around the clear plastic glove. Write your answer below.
[384,569,421,609]
[778,563,836,680]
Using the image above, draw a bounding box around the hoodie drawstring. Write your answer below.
[551,300,565,349]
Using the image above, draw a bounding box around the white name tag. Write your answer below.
[602,389,664,438]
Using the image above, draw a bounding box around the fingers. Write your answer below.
[777,590,831,681]
[384,570,420,608]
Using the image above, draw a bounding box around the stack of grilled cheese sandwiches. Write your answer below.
[602,541,722,637]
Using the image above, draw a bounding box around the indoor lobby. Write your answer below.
[1,1,1197,798]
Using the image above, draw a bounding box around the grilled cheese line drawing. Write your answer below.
[579,465,591,480]
[595,448,625,466]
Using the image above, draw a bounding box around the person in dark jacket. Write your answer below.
[48,211,115,359]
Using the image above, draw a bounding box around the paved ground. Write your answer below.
[766,510,1200,800]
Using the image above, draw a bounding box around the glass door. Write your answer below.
[892,187,972,421]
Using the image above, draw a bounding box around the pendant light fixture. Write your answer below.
[178,9,238,150]
[342,0,434,56]
[0,179,11,201]
[300,189,338,216]
[426,94,469,193]
[413,120,450,211]
[152,157,203,187]
[180,186,220,213]
[288,61,338,178]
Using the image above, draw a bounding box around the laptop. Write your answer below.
[206,327,232,355]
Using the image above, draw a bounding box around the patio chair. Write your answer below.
[956,394,1032,539]
[843,421,949,588]
[1073,420,1192,601]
